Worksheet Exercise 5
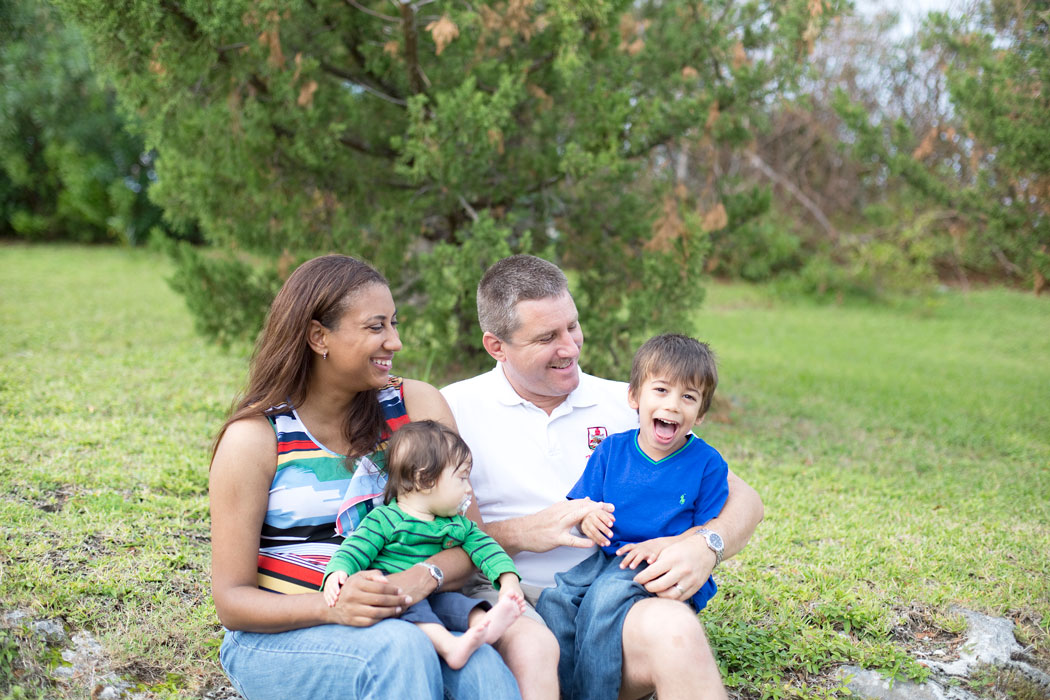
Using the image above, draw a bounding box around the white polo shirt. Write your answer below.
[442,364,639,588]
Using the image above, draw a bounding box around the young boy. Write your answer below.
[535,333,730,700]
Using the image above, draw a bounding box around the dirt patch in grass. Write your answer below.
[1,481,75,513]
[965,664,1050,700]
[1010,609,1050,674]
[39,534,115,575]
[891,605,967,663]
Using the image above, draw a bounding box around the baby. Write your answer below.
[323,420,526,669]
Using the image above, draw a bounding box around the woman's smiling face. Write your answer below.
[324,283,403,391]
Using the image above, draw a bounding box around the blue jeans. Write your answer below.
[220,618,522,700]
[535,551,652,700]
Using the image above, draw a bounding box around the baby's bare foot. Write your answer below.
[478,596,523,645]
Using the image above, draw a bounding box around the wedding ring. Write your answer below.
[673,583,685,595]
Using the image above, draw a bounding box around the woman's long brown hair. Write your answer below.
[212,255,389,466]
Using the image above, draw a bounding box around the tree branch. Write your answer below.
[747,151,840,242]
[318,60,407,105]
[343,0,400,23]
[337,133,398,159]
[399,2,426,95]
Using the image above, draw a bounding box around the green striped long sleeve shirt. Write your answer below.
[323,503,518,588]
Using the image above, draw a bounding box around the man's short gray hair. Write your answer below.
[477,255,569,341]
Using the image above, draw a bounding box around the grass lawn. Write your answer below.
[1,243,1048,698]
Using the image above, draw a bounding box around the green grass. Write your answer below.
[1,243,1048,698]
[692,284,1050,696]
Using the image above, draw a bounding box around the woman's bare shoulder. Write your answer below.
[400,378,457,428]
[211,415,278,479]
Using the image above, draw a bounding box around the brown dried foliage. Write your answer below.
[647,194,686,253]
[426,15,460,56]
[478,0,544,52]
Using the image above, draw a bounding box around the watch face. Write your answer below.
[708,532,724,551]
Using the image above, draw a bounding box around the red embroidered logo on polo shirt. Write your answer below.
[587,427,608,450]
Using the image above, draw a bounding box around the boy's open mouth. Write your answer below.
[653,418,679,442]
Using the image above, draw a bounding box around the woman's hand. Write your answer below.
[330,570,412,627]
[385,563,438,606]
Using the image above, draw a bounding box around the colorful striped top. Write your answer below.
[323,503,518,588]
[257,377,410,595]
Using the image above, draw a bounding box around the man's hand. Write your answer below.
[616,536,674,570]
[329,570,412,626]
[631,535,717,602]
[534,499,614,551]
[580,508,616,547]
[488,499,614,554]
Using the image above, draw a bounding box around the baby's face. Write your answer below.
[425,459,474,517]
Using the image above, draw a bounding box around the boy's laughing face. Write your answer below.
[628,375,705,461]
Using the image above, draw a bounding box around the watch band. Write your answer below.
[695,528,724,567]
[416,562,444,590]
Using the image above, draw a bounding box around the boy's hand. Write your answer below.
[580,508,616,547]
[323,570,349,607]
[617,536,674,570]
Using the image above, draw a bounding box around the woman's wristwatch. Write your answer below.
[694,528,724,567]
[416,562,444,590]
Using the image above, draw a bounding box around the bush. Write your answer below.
[0,1,185,245]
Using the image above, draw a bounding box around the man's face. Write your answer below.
[499,292,584,412]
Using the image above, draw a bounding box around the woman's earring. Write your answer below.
[322,350,328,360]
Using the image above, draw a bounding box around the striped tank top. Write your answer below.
[256,377,410,594]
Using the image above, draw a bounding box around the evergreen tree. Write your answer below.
[58,0,842,375]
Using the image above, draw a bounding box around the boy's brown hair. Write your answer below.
[383,420,472,505]
[628,334,718,417]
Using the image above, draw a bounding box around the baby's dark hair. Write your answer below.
[628,334,718,417]
[382,420,472,505]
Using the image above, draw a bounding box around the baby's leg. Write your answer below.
[466,595,523,645]
[415,621,490,671]
[457,578,560,700]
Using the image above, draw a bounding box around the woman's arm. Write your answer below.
[210,417,409,631]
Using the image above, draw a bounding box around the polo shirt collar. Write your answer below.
[490,363,601,411]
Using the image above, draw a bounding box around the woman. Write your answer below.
[210,255,522,699]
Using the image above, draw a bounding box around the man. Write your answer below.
[442,255,764,700]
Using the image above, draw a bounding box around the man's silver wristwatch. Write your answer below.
[417,562,444,590]
[694,528,724,567]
